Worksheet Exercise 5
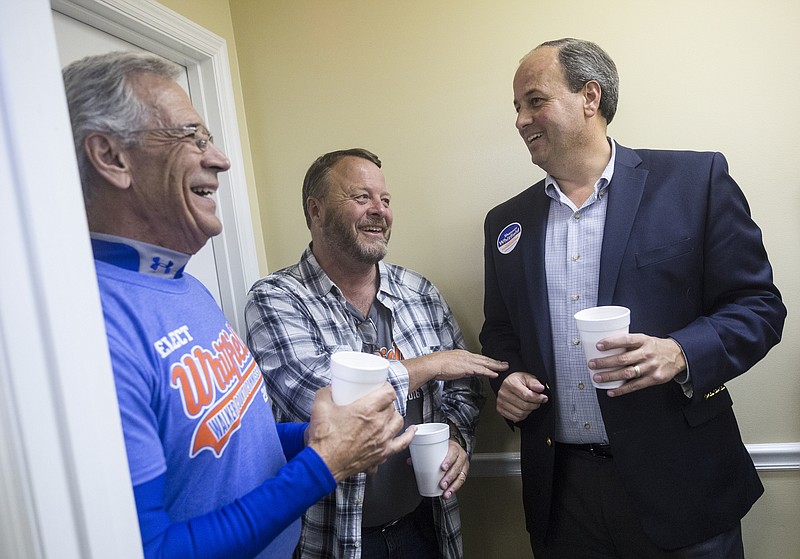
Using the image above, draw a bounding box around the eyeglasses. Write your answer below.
[130,124,214,152]
[355,316,379,354]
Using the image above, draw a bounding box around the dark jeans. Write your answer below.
[361,498,441,558]
[532,444,745,559]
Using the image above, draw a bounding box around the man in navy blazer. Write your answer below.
[480,38,786,558]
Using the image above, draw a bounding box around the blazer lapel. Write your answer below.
[599,145,648,304]
[520,183,556,378]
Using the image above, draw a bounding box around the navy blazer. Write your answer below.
[480,144,786,550]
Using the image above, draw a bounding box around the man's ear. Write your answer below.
[306,196,323,224]
[583,80,602,118]
[84,133,133,190]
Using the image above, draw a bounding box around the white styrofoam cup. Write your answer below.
[408,422,449,497]
[574,306,631,389]
[329,351,388,405]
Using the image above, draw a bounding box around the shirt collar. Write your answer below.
[299,244,395,301]
[90,233,189,278]
[545,137,617,203]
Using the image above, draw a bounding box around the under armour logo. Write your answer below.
[151,256,174,274]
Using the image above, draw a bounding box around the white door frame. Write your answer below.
[0,0,260,557]
[1,0,142,556]
[51,0,261,334]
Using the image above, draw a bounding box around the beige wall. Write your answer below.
[166,1,799,557]
[158,0,268,275]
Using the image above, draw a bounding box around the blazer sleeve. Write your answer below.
[668,152,785,398]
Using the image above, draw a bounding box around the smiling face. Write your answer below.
[122,73,231,254]
[513,47,593,177]
[310,156,392,266]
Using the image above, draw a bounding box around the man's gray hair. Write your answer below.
[62,51,182,199]
[531,38,619,124]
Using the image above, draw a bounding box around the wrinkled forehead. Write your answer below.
[328,156,387,192]
[129,72,203,127]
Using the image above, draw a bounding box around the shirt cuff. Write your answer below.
[446,419,468,452]
[671,340,693,398]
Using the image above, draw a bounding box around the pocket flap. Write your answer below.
[636,237,694,268]
[682,385,733,427]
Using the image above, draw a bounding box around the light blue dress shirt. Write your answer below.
[545,139,617,444]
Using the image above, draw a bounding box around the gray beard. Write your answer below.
[322,216,388,265]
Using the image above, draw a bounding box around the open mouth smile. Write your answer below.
[191,186,216,198]
[525,132,543,145]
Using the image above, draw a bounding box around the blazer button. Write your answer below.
[546,437,552,447]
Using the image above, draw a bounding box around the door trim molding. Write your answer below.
[52,0,260,333]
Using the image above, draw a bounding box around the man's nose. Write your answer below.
[204,141,231,171]
[516,108,533,131]
[368,197,387,216]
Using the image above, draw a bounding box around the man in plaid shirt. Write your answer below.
[245,148,507,558]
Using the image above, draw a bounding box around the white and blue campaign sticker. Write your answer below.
[497,222,522,254]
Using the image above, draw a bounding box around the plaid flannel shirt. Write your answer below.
[245,247,484,558]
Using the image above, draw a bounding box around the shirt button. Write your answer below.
[584,422,591,430]
[578,382,585,390]
[572,337,581,346]
[574,212,581,220]
[572,253,581,262]
[570,294,580,301]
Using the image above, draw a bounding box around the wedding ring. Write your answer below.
[633,365,641,378]
[459,470,467,479]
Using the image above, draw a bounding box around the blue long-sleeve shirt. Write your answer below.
[92,236,335,559]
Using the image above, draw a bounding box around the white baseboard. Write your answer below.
[747,442,800,471]
[470,442,800,477]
